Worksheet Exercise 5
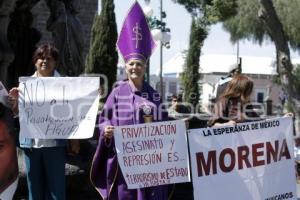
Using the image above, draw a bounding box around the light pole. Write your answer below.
[143,0,152,85]
[159,0,163,101]
[236,40,242,70]
[143,0,171,101]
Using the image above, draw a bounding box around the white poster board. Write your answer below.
[114,120,190,189]
[0,81,8,105]
[188,117,297,200]
[18,77,99,139]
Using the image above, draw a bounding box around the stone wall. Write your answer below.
[31,0,97,62]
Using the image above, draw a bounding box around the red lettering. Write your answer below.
[123,156,128,166]
[279,139,291,160]
[127,128,131,137]
[194,139,291,176]
[237,145,251,169]
[121,128,127,139]
[160,172,165,179]
[252,143,265,166]
[219,148,235,172]
[196,151,217,177]
[167,152,179,162]
[266,140,279,164]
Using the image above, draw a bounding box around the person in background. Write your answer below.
[8,44,69,200]
[90,2,169,199]
[168,94,190,120]
[212,63,242,102]
[279,87,288,113]
[0,100,19,200]
[208,74,258,126]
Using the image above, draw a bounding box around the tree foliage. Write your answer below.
[223,0,300,49]
[274,0,300,50]
[85,0,118,97]
[259,0,300,136]
[224,0,300,133]
[173,0,237,109]
[175,0,237,21]
[292,65,300,94]
[223,0,266,44]
[182,18,206,108]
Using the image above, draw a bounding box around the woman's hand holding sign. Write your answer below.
[104,125,114,139]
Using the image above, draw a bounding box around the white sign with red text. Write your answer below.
[18,77,99,139]
[189,117,297,200]
[114,120,190,189]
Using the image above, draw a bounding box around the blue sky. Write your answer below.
[112,0,300,75]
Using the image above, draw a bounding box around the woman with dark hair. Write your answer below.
[9,43,67,200]
[208,74,258,126]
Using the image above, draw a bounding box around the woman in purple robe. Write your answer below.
[90,2,169,200]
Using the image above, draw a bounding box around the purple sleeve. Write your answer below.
[90,87,121,197]
[98,88,117,147]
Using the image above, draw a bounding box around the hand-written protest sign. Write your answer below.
[0,81,8,96]
[18,77,99,139]
[188,117,297,200]
[0,81,8,106]
[114,120,190,189]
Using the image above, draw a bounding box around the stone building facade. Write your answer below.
[31,0,97,61]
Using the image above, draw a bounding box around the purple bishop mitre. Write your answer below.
[117,1,156,63]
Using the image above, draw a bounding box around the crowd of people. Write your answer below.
[0,1,295,200]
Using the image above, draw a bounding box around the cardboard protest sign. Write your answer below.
[188,117,297,200]
[0,81,8,96]
[0,81,8,106]
[114,120,190,189]
[18,77,99,139]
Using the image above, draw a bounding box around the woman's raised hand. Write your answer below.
[8,87,19,115]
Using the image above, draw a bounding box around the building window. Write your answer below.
[156,82,166,94]
[169,82,177,95]
[257,92,264,103]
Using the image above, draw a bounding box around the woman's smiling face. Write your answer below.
[35,53,56,77]
[125,59,146,81]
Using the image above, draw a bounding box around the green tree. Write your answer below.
[223,0,300,134]
[224,0,300,48]
[181,18,206,109]
[85,0,118,98]
[174,0,237,110]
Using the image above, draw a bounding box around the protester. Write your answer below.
[279,87,288,114]
[212,63,241,102]
[208,74,258,126]
[0,101,19,200]
[90,2,169,199]
[168,94,190,128]
[8,44,69,200]
[168,94,190,117]
[168,94,180,117]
